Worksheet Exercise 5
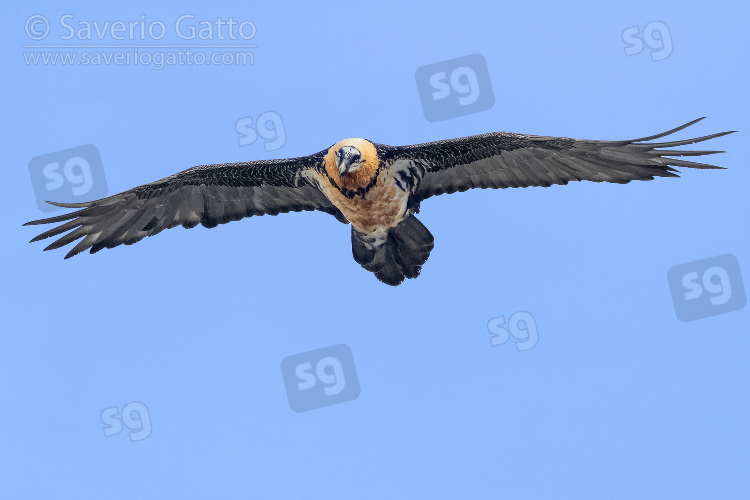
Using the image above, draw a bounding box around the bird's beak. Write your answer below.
[337,154,357,176]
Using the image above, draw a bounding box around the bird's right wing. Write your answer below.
[24,153,346,259]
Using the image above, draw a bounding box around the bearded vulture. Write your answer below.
[24,118,733,285]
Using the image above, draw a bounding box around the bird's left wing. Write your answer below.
[383,118,734,204]
[24,153,345,259]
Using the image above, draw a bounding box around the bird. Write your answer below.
[24,117,733,286]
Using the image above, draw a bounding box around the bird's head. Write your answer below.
[336,145,364,176]
[325,138,379,190]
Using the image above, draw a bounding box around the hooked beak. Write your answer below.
[338,157,357,176]
[336,146,362,176]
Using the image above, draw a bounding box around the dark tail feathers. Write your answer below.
[351,214,435,286]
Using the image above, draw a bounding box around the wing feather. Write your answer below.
[384,118,734,203]
[24,154,345,258]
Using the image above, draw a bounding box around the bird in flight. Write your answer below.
[25,118,733,285]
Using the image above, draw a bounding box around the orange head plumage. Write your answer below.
[324,138,380,191]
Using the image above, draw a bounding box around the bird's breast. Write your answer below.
[316,170,409,234]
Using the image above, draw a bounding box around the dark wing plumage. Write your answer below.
[24,153,345,259]
[384,118,734,204]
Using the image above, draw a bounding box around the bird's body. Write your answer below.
[310,138,411,236]
[316,165,406,235]
[25,118,734,285]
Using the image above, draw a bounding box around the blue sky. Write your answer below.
[1,1,747,498]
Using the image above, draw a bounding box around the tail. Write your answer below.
[351,214,435,286]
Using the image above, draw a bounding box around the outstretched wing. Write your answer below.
[385,118,734,204]
[24,153,345,259]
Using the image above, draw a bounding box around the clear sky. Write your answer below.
[1,1,747,498]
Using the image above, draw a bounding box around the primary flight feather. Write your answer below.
[24,118,734,285]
